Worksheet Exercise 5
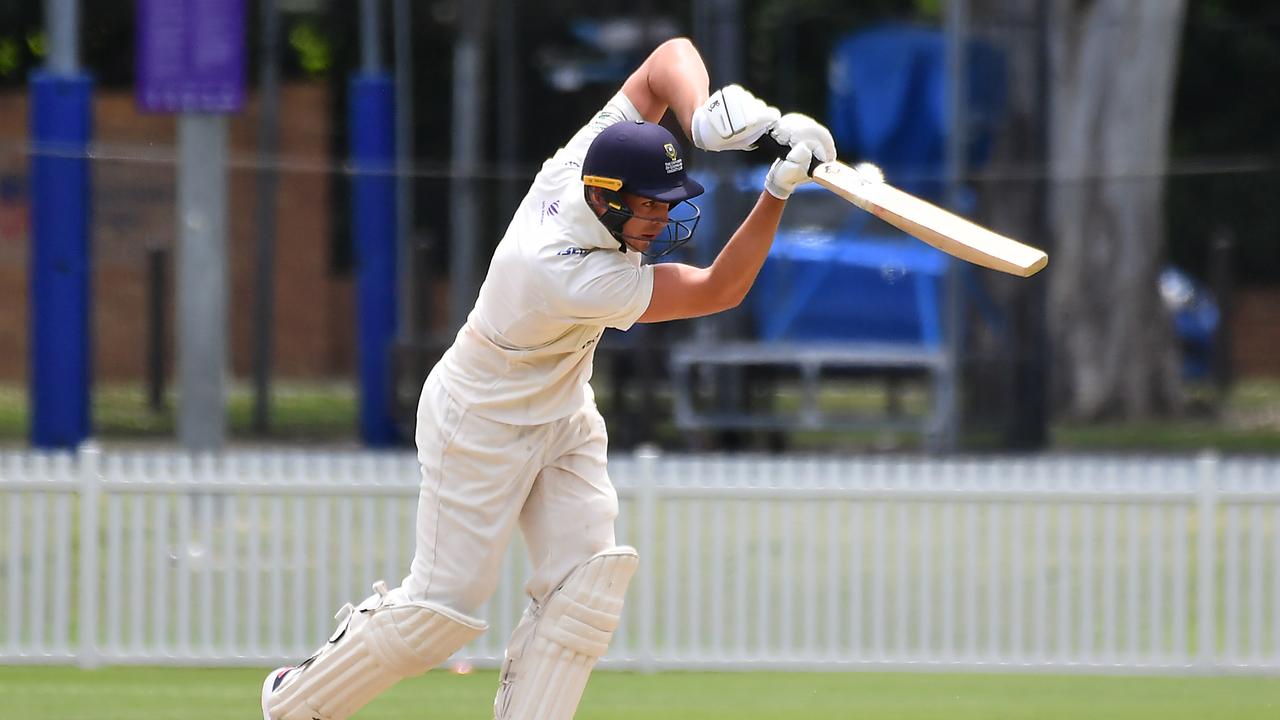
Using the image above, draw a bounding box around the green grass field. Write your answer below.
[1,379,1278,451]
[4,666,1279,720]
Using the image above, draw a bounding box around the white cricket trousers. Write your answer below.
[398,369,620,614]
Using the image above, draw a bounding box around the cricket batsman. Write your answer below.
[262,37,834,720]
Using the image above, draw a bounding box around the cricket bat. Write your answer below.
[756,135,1048,278]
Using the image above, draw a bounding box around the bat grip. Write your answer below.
[753,132,823,176]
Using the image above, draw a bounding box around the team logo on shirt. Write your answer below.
[557,246,594,256]
[540,199,561,225]
[663,143,683,174]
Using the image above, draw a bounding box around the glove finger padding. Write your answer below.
[764,143,814,200]
[770,112,837,164]
[692,84,781,152]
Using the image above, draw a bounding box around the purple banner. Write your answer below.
[136,0,245,113]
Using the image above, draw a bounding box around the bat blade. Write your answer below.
[811,161,1048,277]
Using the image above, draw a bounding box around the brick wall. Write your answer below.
[0,92,30,382]
[0,84,355,384]
[1231,288,1280,378]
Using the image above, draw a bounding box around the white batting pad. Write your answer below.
[264,583,487,720]
[495,547,639,720]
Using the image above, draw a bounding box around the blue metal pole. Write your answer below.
[29,70,93,448]
[349,73,399,446]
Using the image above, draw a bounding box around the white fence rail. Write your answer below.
[1,448,1278,674]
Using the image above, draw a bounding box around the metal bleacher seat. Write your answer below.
[668,214,955,448]
[665,159,956,447]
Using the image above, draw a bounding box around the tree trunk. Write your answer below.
[1045,0,1187,420]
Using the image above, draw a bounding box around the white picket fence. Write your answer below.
[1,447,1278,674]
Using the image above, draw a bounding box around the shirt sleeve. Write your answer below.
[559,91,643,166]
[539,251,655,331]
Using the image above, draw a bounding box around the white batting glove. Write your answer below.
[769,112,837,164]
[691,84,781,152]
[764,143,815,200]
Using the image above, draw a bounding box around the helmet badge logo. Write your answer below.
[663,143,683,174]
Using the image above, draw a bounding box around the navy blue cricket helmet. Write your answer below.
[582,120,704,258]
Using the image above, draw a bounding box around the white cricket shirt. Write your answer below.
[434,92,655,425]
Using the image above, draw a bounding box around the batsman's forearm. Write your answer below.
[624,38,709,137]
[706,192,787,307]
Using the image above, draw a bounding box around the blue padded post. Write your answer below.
[29,70,93,448]
[349,73,399,446]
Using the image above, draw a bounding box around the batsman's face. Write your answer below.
[620,193,670,252]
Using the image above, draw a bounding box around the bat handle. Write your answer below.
[753,131,823,176]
